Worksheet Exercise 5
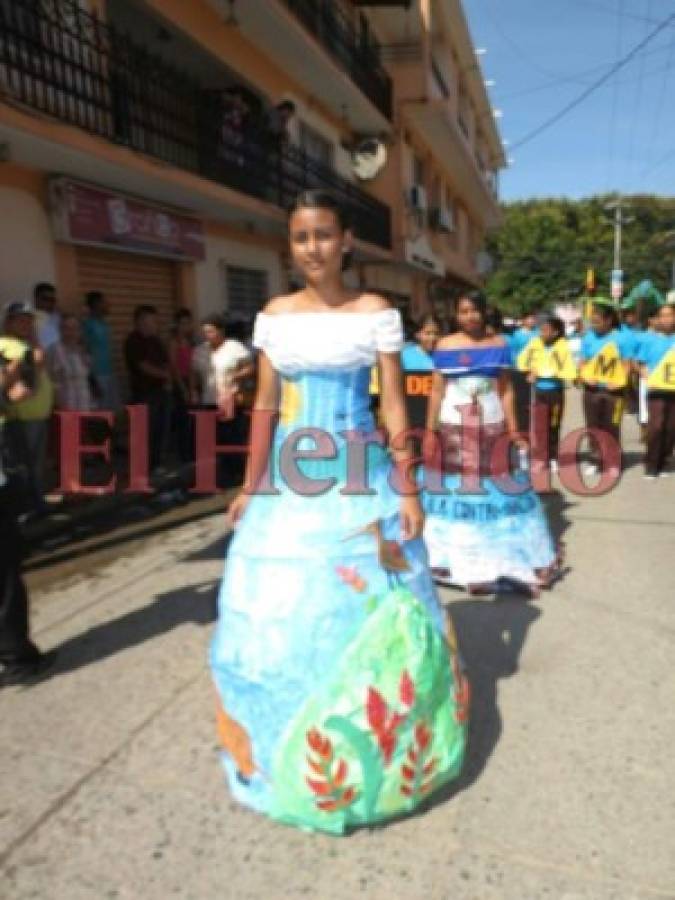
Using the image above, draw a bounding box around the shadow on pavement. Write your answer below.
[424,596,542,812]
[48,580,218,678]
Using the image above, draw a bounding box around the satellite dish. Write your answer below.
[351,138,387,181]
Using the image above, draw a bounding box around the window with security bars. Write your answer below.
[225,265,269,321]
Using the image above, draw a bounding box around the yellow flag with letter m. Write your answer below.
[581,341,627,389]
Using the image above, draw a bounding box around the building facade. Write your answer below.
[0,0,503,371]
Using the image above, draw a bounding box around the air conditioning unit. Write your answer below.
[429,206,455,233]
[407,184,428,211]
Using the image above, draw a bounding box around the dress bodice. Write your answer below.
[432,345,511,427]
[253,309,402,375]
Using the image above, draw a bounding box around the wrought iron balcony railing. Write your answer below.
[0,0,391,250]
[280,0,392,121]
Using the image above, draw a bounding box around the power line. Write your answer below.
[607,0,626,192]
[511,10,675,152]
[626,0,654,182]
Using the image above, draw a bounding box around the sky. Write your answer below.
[462,0,675,201]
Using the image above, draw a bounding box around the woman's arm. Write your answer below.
[497,370,523,442]
[228,350,279,525]
[378,350,423,540]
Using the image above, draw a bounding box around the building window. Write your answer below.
[413,154,426,187]
[299,121,335,169]
[225,265,269,321]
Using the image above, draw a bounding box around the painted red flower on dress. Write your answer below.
[400,721,437,798]
[305,728,359,813]
[366,670,415,766]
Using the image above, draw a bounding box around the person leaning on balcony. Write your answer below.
[124,305,172,475]
[1,303,54,517]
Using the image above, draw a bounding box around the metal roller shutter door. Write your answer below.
[75,247,178,390]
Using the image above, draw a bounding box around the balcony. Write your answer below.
[280,0,392,121]
[0,0,392,250]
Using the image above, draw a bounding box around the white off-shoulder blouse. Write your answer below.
[252,308,403,373]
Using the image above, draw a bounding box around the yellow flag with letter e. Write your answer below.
[581,341,627,389]
[647,348,675,391]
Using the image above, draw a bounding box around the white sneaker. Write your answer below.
[643,473,658,481]
[582,462,598,476]
[549,460,559,474]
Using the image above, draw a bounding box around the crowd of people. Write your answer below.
[0,283,255,518]
[1,188,673,838]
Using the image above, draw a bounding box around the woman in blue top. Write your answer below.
[421,291,561,598]
[638,301,675,478]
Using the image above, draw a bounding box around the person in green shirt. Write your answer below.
[1,303,54,515]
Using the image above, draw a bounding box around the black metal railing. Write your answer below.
[281,0,392,120]
[0,0,392,250]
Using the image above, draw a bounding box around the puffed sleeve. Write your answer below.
[374,308,404,353]
[252,313,270,352]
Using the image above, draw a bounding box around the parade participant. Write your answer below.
[0,345,57,686]
[422,291,561,597]
[638,299,675,479]
[523,315,574,474]
[509,308,540,433]
[210,190,468,833]
[400,312,441,430]
[579,298,632,477]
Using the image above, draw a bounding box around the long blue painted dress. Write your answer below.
[422,345,560,591]
[210,310,468,834]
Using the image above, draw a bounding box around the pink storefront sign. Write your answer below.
[49,177,206,260]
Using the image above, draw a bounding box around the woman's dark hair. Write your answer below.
[455,290,488,323]
[540,314,565,339]
[289,190,351,231]
[593,303,619,329]
[404,311,441,341]
[174,307,193,325]
[201,313,227,333]
[485,304,504,334]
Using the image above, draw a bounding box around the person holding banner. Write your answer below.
[509,309,540,434]
[638,299,675,479]
[579,299,633,477]
[521,315,576,474]
[400,313,441,430]
[422,291,561,597]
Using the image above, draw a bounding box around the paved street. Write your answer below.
[1,397,674,900]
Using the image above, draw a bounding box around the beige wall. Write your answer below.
[0,174,56,306]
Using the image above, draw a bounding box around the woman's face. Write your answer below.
[456,298,484,335]
[658,304,675,333]
[417,321,440,353]
[202,324,224,349]
[540,322,556,344]
[61,316,80,344]
[289,207,350,286]
[591,310,612,334]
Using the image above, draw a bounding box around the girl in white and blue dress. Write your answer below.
[422,291,561,597]
[210,192,468,834]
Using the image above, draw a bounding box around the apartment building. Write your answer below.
[0,0,503,369]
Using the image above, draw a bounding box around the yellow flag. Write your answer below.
[580,342,628,389]
[516,336,543,372]
[647,348,675,390]
[517,337,577,381]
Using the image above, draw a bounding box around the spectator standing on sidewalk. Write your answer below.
[124,305,172,474]
[1,303,54,516]
[192,314,253,487]
[46,315,94,413]
[168,307,197,466]
[82,291,118,412]
[33,282,61,351]
[0,352,57,687]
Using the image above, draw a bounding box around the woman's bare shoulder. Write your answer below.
[435,333,464,349]
[261,293,305,315]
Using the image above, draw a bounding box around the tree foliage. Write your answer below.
[485,194,675,314]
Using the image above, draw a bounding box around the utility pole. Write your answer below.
[604,197,633,300]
